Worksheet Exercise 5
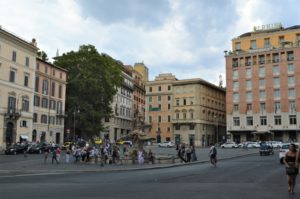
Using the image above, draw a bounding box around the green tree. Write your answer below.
[37,50,49,61]
[54,45,123,139]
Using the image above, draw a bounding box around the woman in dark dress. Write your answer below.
[283,143,300,193]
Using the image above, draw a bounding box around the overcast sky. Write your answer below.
[1,0,299,84]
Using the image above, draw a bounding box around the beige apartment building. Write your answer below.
[0,27,38,149]
[226,23,300,143]
[134,62,149,82]
[33,58,67,145]
[145,73,176,143]
[173,79,226,147]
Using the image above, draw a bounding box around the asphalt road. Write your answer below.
[0,153,297,199]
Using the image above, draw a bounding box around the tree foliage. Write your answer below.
[54,45,123,138]
[37,50,49,61]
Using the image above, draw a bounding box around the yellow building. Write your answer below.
[0,27,37,149]
[134,62,149,82]
[226,23,300,142]
[173,79,226,146]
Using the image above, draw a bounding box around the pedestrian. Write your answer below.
[209,144,217,167]
[52,148,59,164]
[66,148,70,163]
[138,150,144,165]
[191,145,197,161]
[283,143,300,194]
[44,148,49,164]
[148,149,155,164]
[186,146,192,162]
[178,144,187,163]
[56,147,61,163]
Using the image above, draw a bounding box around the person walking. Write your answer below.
[65,148,71,163]
[191,145,197,161]
[209,144,217,167]
[138,150,144,165]
[52,148,59,164]
[283,143,300,194]
[44,148,50,164]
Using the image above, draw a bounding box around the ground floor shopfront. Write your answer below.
[228,130,300,143]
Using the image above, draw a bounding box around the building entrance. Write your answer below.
[5,122,14,146]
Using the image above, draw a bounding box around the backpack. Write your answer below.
[212,147,217,155]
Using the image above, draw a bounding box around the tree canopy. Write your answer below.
[54,45,123,138]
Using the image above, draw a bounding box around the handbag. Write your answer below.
[286,166,297,175]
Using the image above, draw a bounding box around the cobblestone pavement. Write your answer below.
[0,147,261,176]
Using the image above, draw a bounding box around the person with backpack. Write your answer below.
[209,144,217,167]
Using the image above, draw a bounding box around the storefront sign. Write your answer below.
[253,23,282,32]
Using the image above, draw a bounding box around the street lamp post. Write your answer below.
[73,107,80,143]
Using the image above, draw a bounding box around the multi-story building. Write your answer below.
[173,79,226,147]
[226,23,300,143]
[104,65,134,141]
[145,73,177,143]
[125,65,146,129]
[33,58,67,144]
[0,27,37,149]
[134,62,149,82]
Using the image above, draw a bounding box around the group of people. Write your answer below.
[176,144,197,163]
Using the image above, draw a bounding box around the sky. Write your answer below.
[1,0,300,85]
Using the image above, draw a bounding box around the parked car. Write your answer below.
[5,143,28,155]
[266,141,282,148]
[246,142,260,148]
[259,143,274,156]
[158,141,174,148]
[279,143,299,164]
[220,142,238,148]
[28,142,51,154]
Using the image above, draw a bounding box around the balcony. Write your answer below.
[5,108,21,119]
[56,111,65,117]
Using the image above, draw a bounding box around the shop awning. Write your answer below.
[20,135,29,140]
[251,131,273,135]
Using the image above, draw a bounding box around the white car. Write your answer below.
[246,142,260,148]
[279,143,299,164]
[267,141,282,148]
[158,141,174,148]
[221,142,238,148]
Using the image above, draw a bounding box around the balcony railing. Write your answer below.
[5,108,21,119]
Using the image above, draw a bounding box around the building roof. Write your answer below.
[173,78,225,93]
[37,57,68,72]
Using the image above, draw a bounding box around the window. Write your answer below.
[288,76,295,86]
[233,81,239,89]
[233,93,239,102]
[289,101,296,112]
[274,102,281,113]
[273,65,280,74]
[246,68,252,78]
[246,117,253,126]
[190,98,194,105]
[167,96,171,101]
[259,90,266,99]
[176,99,179,106]
[158,116,161,122]
[247,103,252,111]
[183,98,186,106]
[259,67,265,77]
[50,100,56,110]
[235,42,241,50]
[250,40,256,49]
[158,96,161,101]
[34,95,40,107]
[273,77,280,86]
[176,112,179,120]
[259,56,265,64]
[260,102,266,112]
[168,85,171,90]
[35,76,39,92]
[12,51,16,62]
[58,85,62,98]
[57,101,63,114]
[246,80,252,89]
[289,115,297,125]
[288,64,294,73]
[279,36,284,44]
[9,70,16,82]
[287,52,294,61]
[233,70,238,79]
[42,79,48,95]
[51,81,55,97]
[246,92,252,102]
[8,96,16,111]
[183,112,186,119]
[24,75,29,87]
[33,113,38,123]
[149,116,152,123]
[233,117,240,126]
[158,86,161,91]
[41,115,47,124]
[264,38,270,48]
[22,98,29,112]
[149,96,152,102]
[289,88,295,98]
[52,69,55,76]
[20,120,28,127]
[168,115,171,122]
[274,89,280,99]
[167,127,171,132]
[25,57,29,67]
[233,104,239,112]
[260,116,267,125]
[149,87,152,92]
[168,104,171,110]
[190,111,194,119]
[41,98,48,108]
[274,116,281,125]
[259,79,265,87]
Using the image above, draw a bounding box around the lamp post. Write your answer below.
[214,115,218,145]
[73,107,80,143]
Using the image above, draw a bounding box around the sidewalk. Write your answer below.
[0,148,259,176]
